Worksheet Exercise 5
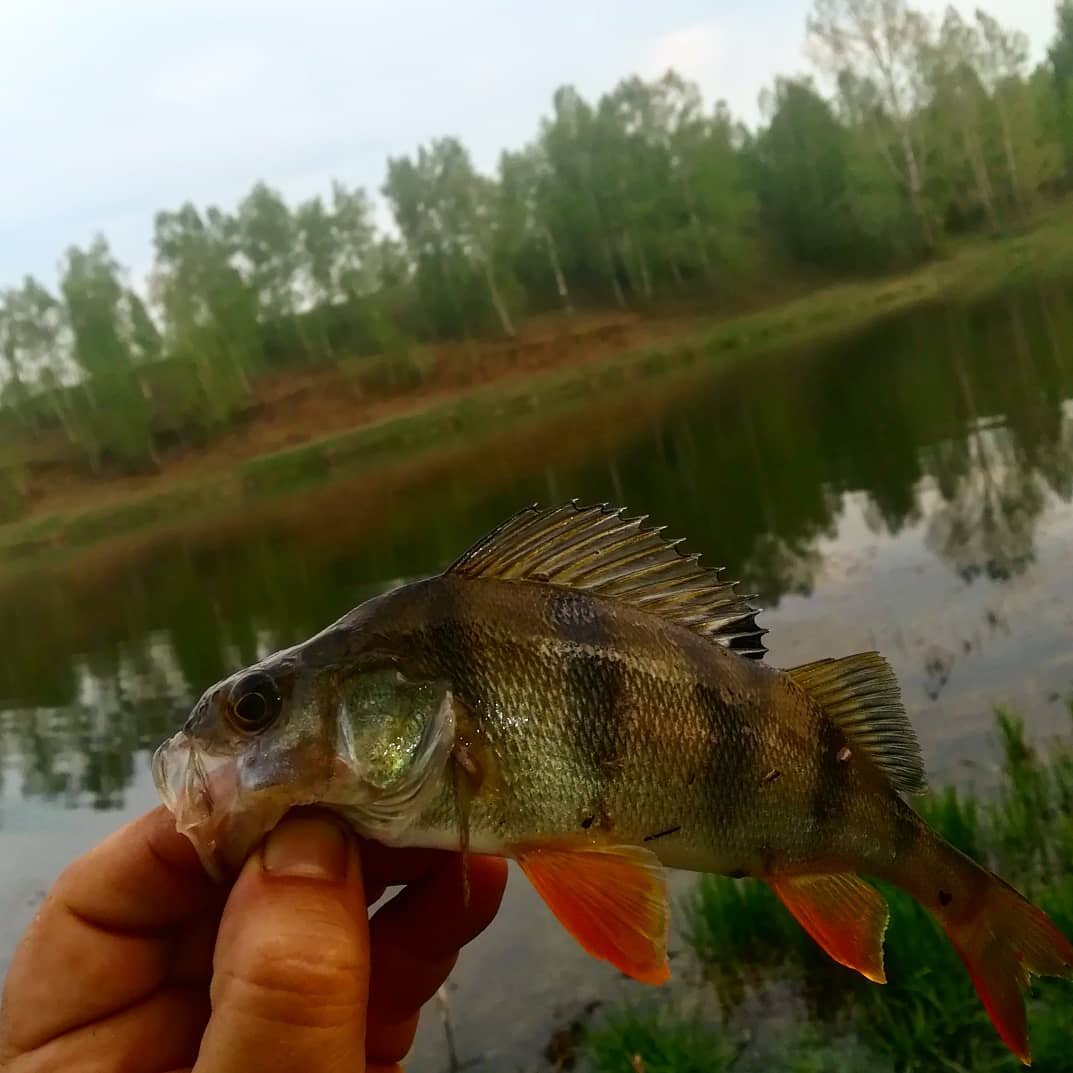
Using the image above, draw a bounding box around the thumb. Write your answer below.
[195,812,369,1073]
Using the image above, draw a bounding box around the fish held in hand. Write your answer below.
[153,501,1072,1064]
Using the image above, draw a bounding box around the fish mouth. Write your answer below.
[152,732,265,880]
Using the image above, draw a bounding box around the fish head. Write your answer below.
[152,617,456,878]
[152,650,334,878]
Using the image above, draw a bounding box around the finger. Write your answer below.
[2,986,209,1073]
[171,913,224,987]
[365,854,507,1064]
[49,805,218,929]
[357,839,457,891]
[360,842,456,908]
[195,812,368,1073]
[0,807,222,1055]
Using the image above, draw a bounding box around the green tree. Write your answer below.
[1050,0,1073,180]
[294,194,336,358]
[385,138,515,338]
[329,182,411,360]
[974,9,1033,217]
[538,86,629,307]
[60,237,156,469]
[151,203,259,431]
[0,292,27,418]
[920,7,1001,233]
[1,278,82,442]
[684,99,758,289]
[809,0,937,248]
[234,183,313,361]
[498,146,573,314]
[752,78,863,267]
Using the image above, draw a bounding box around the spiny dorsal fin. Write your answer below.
[446,501,767,659]
[786,653,927,794]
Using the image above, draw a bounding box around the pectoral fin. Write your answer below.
[770,872,889,984]
[515,842,671,984]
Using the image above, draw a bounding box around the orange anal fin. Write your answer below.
[770,872,888,984]
[515,842,671,985]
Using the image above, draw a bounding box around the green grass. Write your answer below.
[585,1009,738,1073]
[586,705,1073,1073]
[584,1009,885,1073]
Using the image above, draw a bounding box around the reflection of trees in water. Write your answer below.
[921,282,1073,582]
[744,532,827,601]
[924,426,1047,582]
[1,637,197,813]
[3,280,1073,808]
[0,570,403,811]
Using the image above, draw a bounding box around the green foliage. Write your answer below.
[677,710,1073,1072]
[750,79,916,269]
[1052,2,1073,182]
[60,237,156,470]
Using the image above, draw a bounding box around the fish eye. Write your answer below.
[228,671,282,733]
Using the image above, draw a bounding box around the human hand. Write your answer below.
[0,807,507,1072]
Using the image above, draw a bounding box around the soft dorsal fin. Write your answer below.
[446,501,767,659]
[786,653,927,794]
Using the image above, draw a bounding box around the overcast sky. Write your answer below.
[0,0,1059,293]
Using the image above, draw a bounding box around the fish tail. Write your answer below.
[925,849,1073,1065]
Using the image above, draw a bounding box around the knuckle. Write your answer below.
[218,933,365,1029]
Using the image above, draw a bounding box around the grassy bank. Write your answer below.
[583,707,1073,1073]
[3,198,1073,575]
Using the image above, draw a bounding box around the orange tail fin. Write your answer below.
[937,876,1072,1065]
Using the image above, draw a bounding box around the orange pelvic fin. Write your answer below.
[515,842,671,985]
[938,878,1073,1066]
[770,872,889,984]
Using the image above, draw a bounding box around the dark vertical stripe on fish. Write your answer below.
[671,628,761,842]
[427,579,486,721]
[808,720,849,849]
[551,589,624,829]
[694,678,759,837]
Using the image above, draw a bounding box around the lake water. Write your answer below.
[3,280,1073,1070]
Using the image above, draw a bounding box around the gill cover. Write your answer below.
[333,667,457,843]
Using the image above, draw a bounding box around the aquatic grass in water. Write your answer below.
[632,710,1073,1073]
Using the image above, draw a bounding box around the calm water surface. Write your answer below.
[3,281,1073,1070]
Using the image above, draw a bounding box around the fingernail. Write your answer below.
[262,814,349,881]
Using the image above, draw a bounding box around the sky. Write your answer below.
[0,0,1060,293]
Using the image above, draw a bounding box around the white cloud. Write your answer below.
[641,23,726,84]
[638,14,808,122]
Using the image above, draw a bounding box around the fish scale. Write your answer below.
[410,576,885,876]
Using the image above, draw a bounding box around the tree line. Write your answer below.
[1,0,1073,479]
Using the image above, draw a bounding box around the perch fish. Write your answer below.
[153,502,1073,1064]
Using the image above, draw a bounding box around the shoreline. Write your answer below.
[3,199,1073,577]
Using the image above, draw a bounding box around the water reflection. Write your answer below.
[2,279,1073,818]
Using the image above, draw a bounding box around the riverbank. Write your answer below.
[4,197,1073,576]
